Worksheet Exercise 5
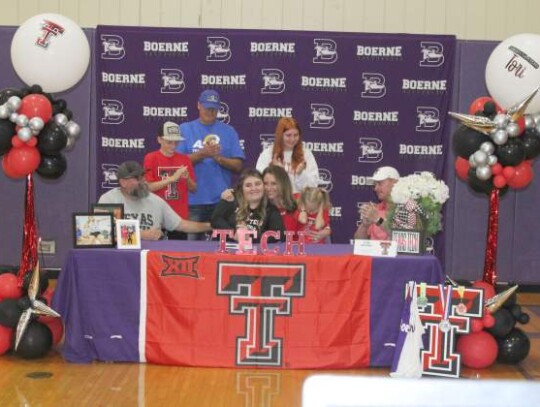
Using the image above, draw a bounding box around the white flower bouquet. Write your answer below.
[389,172,450,237]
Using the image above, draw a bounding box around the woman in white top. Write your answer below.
[256,117,319,195]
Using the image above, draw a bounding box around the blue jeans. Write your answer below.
[188,204,217,241]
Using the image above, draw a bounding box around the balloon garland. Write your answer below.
[450,88,540,285]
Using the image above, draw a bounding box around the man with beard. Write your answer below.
[98,161,211,240]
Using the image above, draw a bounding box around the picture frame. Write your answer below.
[391,229,425,255]
[91,203,124,220]
[72,212,115,248]
[116,219,141,250]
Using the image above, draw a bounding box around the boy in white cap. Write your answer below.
[143,122,196,239]
[353,166,400,240]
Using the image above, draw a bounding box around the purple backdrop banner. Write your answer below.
[95,25,456,243]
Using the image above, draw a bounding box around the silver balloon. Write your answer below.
[524,115,535,129]
[65,136,76,151]
[9,112,18,123]
[54,113,68,127]
[473,150,488,166]
[6,96,21,112]
[534,113,540,128]
[17,127,32,142]
[491,129,509,145]
[28,117,45,132]
[476,165,493,181]
[65,121,81,138]
[480,141,495,155]
[506,121,522,137]
[493,113,509,129]
[469,155,478,168]
[488,155,498,166]
[15,114,28,128]
[0,105,9,119]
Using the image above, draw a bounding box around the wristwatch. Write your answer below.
[375,217,384,226]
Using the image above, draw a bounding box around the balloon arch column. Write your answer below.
[449,33,540,368]
[0,13,89,359]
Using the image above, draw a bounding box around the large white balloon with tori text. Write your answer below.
[10,13,90,93]
[485,33,540,113]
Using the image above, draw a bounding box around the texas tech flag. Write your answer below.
[140,250,372,368]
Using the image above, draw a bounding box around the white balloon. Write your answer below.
[506,122,522,137]
[17,127,32,142]
[10,13,90,93]
[473,150,488,166]
[476,165,493,181]
[480,141,495,155]
[485,33,540,113]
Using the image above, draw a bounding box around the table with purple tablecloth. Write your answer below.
[52,241,444,367]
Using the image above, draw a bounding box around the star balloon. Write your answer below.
[449,86,540,135]
[14,262,61,351]
[485,285,519,314]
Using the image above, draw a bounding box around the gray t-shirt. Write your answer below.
[98,188,182,231]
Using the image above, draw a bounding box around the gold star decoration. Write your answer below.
[14,262,61,351]
[448,86,540,134]
[485,285,519,314]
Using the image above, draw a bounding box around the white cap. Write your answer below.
[371,166,400,181]
[161,121,183,141]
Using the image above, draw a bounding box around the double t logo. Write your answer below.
[217,261,306,367]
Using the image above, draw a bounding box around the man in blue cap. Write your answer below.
[178,89,244,240]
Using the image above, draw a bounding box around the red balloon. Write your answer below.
[471,318,484,333]
[3,145,40,176]
[493,174,507,189]
[502,166,516,180]
[0,273,23,300]
[472,280,496,300]
[26,136,38,147]
[455,157,470,181]
[482,312,496,329]
[507,161,533,189]
[491,163,503,175]
[0,325,12,355]
[468,96,494,115]
[11,135,23,148]
[1,155,25,179]
[18,94,53,123]
[457,331,498,369]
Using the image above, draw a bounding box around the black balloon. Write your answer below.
[0,87,22,104]
[52,99,67,115]
[37,122,68,155]
[467,167,495,195]
[17,297,31,311]
[488,308,515,338]
[0,299,23,328]
[510,304,522,319]
[453,125,491,159]
[36,154,67,180]
[483,101,497,116]
[13,321,53,359]
[496,138,526,166]
[29,84,43,94]
[520,130,540,159]
[0,119,16,156]
[496,328,530,364]
[517,313,530,324]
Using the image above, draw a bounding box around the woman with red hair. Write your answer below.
[256,117,319,194]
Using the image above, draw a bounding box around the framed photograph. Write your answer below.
[91,203,124,220]
[116,219,141,250]
[73,213,115,248]
[391,229,425,255]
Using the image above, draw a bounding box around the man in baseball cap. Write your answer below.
[354,166,400,240]
[177,89,245,240]
[98,159,207,241]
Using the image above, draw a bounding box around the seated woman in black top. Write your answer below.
[211,168,285,242]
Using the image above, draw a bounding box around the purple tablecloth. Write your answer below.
[52,241,444,366]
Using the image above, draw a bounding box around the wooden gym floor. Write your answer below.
[0,293,538,407]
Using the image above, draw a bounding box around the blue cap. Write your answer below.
[198,89,220,110]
